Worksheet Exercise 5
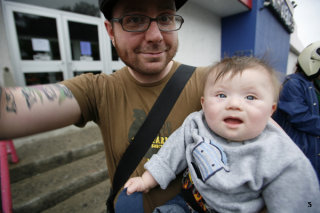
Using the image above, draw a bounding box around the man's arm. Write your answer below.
[0,84,81,140]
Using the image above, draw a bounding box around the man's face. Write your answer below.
[201,68,277,142]
[105,0,178,76]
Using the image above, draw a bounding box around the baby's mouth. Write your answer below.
[224,117,243,125]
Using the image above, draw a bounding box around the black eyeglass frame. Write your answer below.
[111,14,184,32]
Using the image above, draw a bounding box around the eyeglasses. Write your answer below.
[111,14,184,32]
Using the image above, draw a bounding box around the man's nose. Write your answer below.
[144,21,163,42]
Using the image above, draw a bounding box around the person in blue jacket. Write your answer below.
[273,41,320,181]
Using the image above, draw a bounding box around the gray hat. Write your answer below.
[99,0,188,20]
[298,41,320,78]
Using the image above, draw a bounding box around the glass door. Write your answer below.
[5,3,67,86]
[62,14,104,77]
[3,1,109,86]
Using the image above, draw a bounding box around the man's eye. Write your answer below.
[158,15,173,24]
[246,95,256,100]
[126,16,144,24]
[217,94,227,98]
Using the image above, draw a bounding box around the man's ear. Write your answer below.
[104,20,115,46]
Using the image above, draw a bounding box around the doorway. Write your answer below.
[3,1,123,86]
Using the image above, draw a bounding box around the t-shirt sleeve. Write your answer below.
[60,73,102,127]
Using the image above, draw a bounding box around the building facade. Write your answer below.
[0,0,301,86]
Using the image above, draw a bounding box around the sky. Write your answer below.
[293,0,320,47]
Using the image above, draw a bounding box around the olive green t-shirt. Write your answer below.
[62,61,208,213]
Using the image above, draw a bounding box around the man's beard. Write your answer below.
[114,40,178,75]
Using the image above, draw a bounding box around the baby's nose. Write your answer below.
[226,97,242,110]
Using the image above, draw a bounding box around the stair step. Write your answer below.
[43,179,111,213]
[12,151,108,213]
[10,125,103,183]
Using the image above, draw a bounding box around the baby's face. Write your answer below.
[201,68,276,142]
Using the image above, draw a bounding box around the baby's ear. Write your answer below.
[271,102,277,114]
[200,96,205,107]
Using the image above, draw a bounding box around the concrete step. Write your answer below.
[11,151,109,213]
[10,124,103,183]
[43,180,111,213]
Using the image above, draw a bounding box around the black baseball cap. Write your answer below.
[99,0,188,20]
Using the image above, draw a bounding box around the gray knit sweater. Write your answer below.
[145,110,320,213]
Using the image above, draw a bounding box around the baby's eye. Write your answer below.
[217,93,227,98]
[246,95,256,100]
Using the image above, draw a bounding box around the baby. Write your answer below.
[125,56,320,213]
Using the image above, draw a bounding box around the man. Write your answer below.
[0,0,208,212]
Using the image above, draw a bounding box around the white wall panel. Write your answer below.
[174,1,221,67]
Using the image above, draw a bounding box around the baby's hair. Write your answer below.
[205,56,281,102]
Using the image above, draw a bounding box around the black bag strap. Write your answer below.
[106,64,196,213]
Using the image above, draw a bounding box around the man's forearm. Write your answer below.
[0,84,81,140]
[1,87,17,115]
[1,84,73,115]
[17,84,73,109]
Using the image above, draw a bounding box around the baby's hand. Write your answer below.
[124,177,149,195]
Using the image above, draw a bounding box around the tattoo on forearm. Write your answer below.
[54,84,73,104]
[31,85,57,101]
[42,87,57,100]
[21,88,40,109]
[21,84,73,109]
[5,90,17,113]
